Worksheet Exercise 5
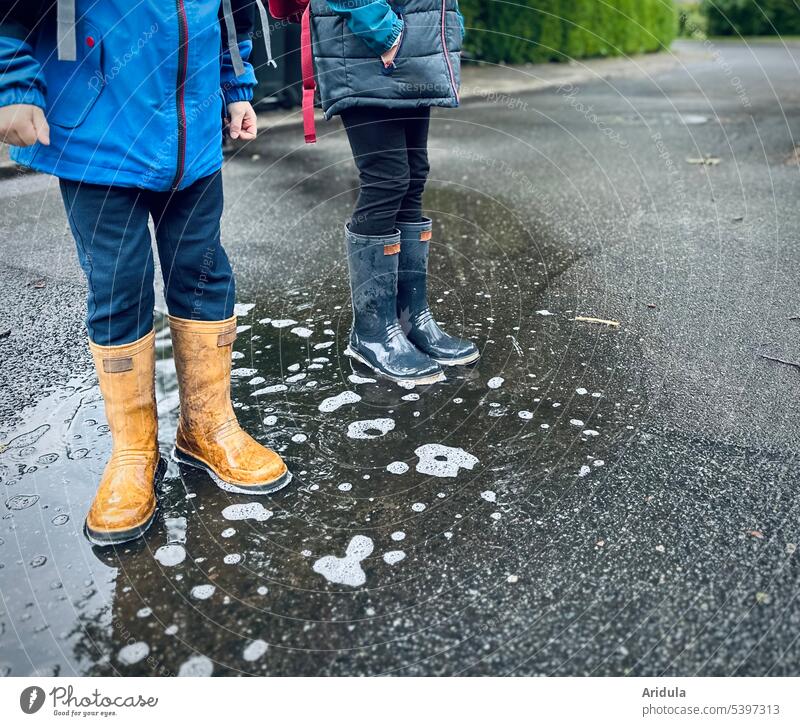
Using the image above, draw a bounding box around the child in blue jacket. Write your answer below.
[0,0,291,546]
[310,0,479,384]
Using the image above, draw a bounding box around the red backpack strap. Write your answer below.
[300,4,316,144]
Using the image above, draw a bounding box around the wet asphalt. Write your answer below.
[1,40,800,676]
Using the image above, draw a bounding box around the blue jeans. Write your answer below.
[59,172,235,346]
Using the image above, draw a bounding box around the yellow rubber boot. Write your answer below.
[168,315,291,494]
[86,330,163,545]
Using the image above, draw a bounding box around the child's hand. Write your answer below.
[0,104,50,147]
[226,101,257,141]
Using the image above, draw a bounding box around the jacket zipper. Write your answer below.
[171,0,189,190]
[440,0,459,102]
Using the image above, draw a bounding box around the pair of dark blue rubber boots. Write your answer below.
[344,218,480,384]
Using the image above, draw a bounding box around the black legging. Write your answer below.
[340,106,431,237]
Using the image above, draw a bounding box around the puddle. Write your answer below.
[0,176,647,676]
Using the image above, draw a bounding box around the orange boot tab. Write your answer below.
[85,330,163,546]
[168,315,292,495]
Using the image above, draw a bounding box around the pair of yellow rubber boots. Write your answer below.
[85,315,290,546]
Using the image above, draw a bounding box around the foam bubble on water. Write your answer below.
[583,429,600,437]
[291,326,313,338]
[243,639,268,662]
[536,309,555,316]
[257,586,268,596]
[258,317,272,324]
[401,393,420,401]
[594,459,605,467]
[264,415,277,425]
[154,544,186,567]
[234,303,255,317]
[411,502,426,512]
[312,535,374,587]
[481,490,496,503]
[570,419,585,427]
[232,351,245,360]
[319,391,361,413]
[338,482,352,492]
[287,363,300,372]
[178,654,214,677]
[314,341,335,350]
[222,502,272,522]
[540,423,550,429]
[137,607,152,618]
[248,377,265,386]
[518,410,533,419]
[576,387,588,395]
[453,397,463,404]
[286,372,306,384]
[164,625,179,636]
[271,319,297,328]
[252,384,288,396]
[347,418,395,440]
[490,512,502,520]
[224,554,242,565]
[292,433,308,444]
[191,584,215,600]
[578,465,592,478]
[348,374,376,384]
[236,324,251,333]
[221,528,236,537]
[5,494,39,511]
[487,377,504,389]
[386,461,409,474]
[390,531,406,541]
[383,550,406,565]
[415,443,478,478]
[117,642,149,665]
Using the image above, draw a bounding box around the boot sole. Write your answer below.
[344,346,445,385]
[83,457,165,547]
[434,349,481,366]
[171,446,292,495]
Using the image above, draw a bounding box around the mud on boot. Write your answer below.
[344,225,444,385]
[397,217,480,366]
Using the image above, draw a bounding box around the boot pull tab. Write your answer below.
[420,230,432,242]
[384,242,401,255]
[102,357,133,373]
[217,329,237,347]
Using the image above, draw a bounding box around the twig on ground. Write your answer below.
[571,316,620,328]
[759,353,800,370]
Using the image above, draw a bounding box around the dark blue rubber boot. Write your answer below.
[344,225,444,385]
[397,218,480,366]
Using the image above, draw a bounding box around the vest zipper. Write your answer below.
[171,0,189,190]
[440,0,459,102]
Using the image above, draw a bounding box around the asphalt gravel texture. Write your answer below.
[1,40,799,676]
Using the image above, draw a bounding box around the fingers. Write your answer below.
[32,107,50,146]
[228,109,243,139]
[237,109,257,140]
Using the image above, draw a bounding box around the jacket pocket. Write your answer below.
[44,21,105,129]
[380,15,406,76]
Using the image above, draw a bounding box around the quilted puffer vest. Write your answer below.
[309,0,463,118]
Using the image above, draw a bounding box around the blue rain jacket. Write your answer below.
[0,0,258,190]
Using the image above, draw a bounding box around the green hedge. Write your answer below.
[702,0,800,36]
[459,0,677,63]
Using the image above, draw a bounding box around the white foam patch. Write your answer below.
[154,544,186,567]
[583,429,600,437]
[487,376,504,389]
[286,372,306,383]
[117,642,149,665]
[222,502,273,522]
[481,490,497,503]
[415,443,479,478]
[338,482,352,492]
[314,341,335,350]
[348,374,376,384]
[386,461,409,475]
[319,391,361,413]
[383,550,406,565]
[243,639,268,662]
[312,535,373,587]
[576,387,588,395]
[271,319,297,328]
[411,502,426,512]
[221,528,236,538]
[518,410,533,419]
[191,584,215,600]
[252,384,288,396]
[178,654,214,677]
[401,393,420,401]
[291,326,313,338]
[390,531,406,541]
[291,433,307,443]
[347,418,395,440]
[231,368,257,378]
[224,554,242,565]
[264,415,277,425]
[578,465,592,478]
[570,419,585,427]
[249,376,265,385]
[536,309,555,316]
[234,303,255,317]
